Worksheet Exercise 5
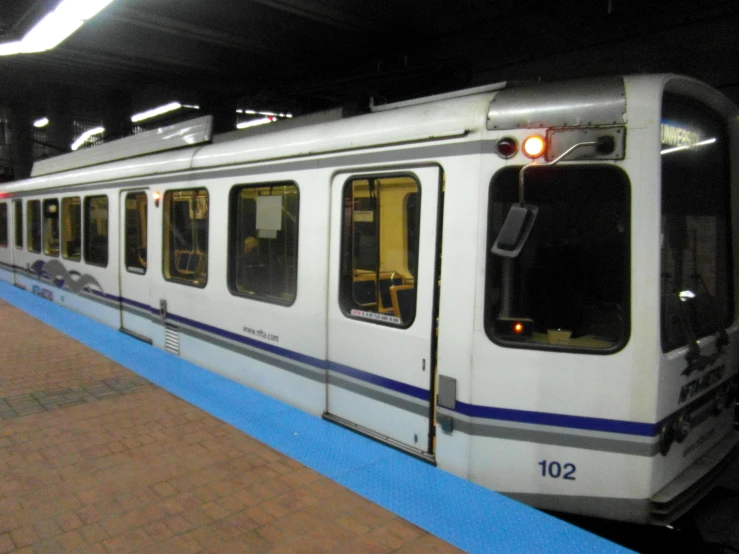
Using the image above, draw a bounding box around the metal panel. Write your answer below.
[31,116,213,177]
[487,77,626,130]
[546,126,626,161]
[438,375,457,409]
[165,323,180,355]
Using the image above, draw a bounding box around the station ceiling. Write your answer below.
[1,0,738,123]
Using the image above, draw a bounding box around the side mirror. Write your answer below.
[490,204,538,258]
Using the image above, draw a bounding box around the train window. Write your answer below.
[660,95,733,352]
[486,165,630,353]
[124,192,147,274]
[228,182,298,305]
[163,188,208,287]
[14,200,23,249]
[43,199,60,257]
[0,203,7,247]
[84,195,108,267]
[339,175,420,327]
[62,197,82,261]
[27,200,41,253]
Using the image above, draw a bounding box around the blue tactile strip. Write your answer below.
[0,281,633,554]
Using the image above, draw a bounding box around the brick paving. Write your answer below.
[0,299,463,553]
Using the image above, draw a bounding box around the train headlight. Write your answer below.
[522,135,546,159]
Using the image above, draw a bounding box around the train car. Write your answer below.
[0,74,737,524]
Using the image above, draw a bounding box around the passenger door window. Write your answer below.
[163,188,208,287]
[124,192,148,274]
[43,199,60,257]
[27,200,41,253]
[339,175,421,327]
[14,200,23,249]
[0,203,7,247]
[62,197,82,261]
[84,196,108,267]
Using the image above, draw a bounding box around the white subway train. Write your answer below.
[1,74,737,524]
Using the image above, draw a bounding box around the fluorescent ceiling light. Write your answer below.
[131,102,182,123]
[236,117,274,129]
[240,109,292,118]
[679,290,696,301]
[71,126,105,151]
[0,0,115,56]
[34,117,50,128]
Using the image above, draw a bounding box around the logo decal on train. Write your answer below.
[678,365,725,404]
[30,259,104,294]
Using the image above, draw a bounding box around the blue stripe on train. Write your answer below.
[6,267,662,438]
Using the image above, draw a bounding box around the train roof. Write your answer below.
[1,74,735,195]
[2,82,507,194]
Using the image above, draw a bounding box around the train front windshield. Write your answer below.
[660,94,733,352]
[486,165,631,352]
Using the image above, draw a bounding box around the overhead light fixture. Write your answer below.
[236,117,274,130]
[0,0,116,56]
[34,117,50,128]
[238,109,292,118]
[131,102,183,123]
[71,126,105,151]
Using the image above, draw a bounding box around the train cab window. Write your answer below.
[14,200,23,249]
[124,192,147,274]
[0,203,7,247]
[43,199,60,257]
[339,175,420,327]
[163,188,208,287]
[84,195,108,267]
[27,200,41,253]
[227,182,298,304]
[660,95,733,352]
[62,197,82,261]
[486,165,630,352]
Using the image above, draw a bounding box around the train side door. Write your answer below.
[326,167,441,458]
[12,199,22,286]
[119,190,152,342]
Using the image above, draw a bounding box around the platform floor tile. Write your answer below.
[0,299,462,554]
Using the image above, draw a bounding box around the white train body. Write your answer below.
[1,74,737,524]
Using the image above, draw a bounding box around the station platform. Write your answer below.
[0,282,631,554]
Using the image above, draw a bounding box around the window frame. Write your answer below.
[338,172,422,329]
[42,198,60,257]
[0,202,7,248]
[227,181,300,306]
[162,187,209,288]
[83,195,109,267]
[124,192,148,275]
[659,93,733,353]
[484,163,631,355]
[61,196,82,262]
[14,200,23,250]
[27,199,41,254]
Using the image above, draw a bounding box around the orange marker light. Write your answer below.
[513,322,524,334]
[522,135,546,159]
[152,191,162,207]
